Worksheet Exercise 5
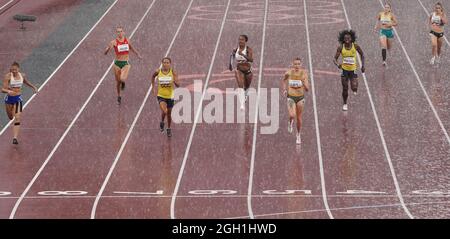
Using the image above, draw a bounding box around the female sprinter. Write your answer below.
[429,2,448,65]
[374,2,398,66]
[230,34,253,110]
[333,30,365,112]
[151,57,179,137]
[281,57,309,145]
[104,26,142,104]
[2,62,38,144]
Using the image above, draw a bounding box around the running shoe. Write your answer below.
[430,56,435,65]
[12,138,18,144]
[296,133,301,145]
[382,61,387,66]
[121,82,126,91]
[166,128,172,137]
[353,91,357,96]
[436,56,440,64]
[288,120,293,133]
[117,96,122,104]
[342,104,348,111]
[160,121,165,132]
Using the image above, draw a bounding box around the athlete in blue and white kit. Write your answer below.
[2,62,38,144]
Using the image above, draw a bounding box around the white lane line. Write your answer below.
[8,0,156,219]
[3,193,450,199]
[376,0,450,145]
[303,0,333,219]
[170,0,232,219]
[227,200,450,219]
[417,0,450,46]
[90,0,195,219]
[340,0,414,218]
[247,0,268,220]
[0,0,119,136]
[0,0,14,11]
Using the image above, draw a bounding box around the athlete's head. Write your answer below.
[162,57,171,71]
[384,2,392,13]
[10,62,20,75]
[239,35,248,47]
[292,57,302,70]
[338,29,356,44]
[116,26,124,38]
[435,2,443,13]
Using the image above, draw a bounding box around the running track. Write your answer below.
[0,0,449,219]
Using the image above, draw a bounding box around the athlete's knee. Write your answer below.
[342,82,349,91]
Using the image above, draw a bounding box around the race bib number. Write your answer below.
[159,76,172,87]
[289,80,302,88]
[343,57,355,65]
[117,44,129,52]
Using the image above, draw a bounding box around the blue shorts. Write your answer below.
[4,94,22,104]
[380,29,394,39]
[157,96,174,109]
[4,95,23,113]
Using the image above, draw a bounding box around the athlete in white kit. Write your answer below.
[229,34,253,110]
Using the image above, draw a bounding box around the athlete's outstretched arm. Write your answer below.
[281,72,289,97]
[129,41,142,59]
[391,14,398,27]
[104,40,114,55]
[303,71,310,92]
[246,47,253,63]
[1,74,10,94]
[333,45,342,69]
[355,44,365,73]
[151,69,159,95]
[374,13,381,30]
[442,12,448,25]
[22,73,38,93]
[173,70,180,88]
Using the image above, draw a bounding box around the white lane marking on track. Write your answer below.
[247,0,268,220]
[0,0,14,11]
[226,199,450,219]
[303,0,334,219]
[90,0,195,219]
[8,0,154,219]
[340,0,414,219]
[170,0,232,219]
[0,0,120,136]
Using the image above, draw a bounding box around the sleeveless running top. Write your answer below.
[9,72,23,88]
[157,68,175,99]
[235,46,248,63]
[114,37,130,55]
[341,43,357,71]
